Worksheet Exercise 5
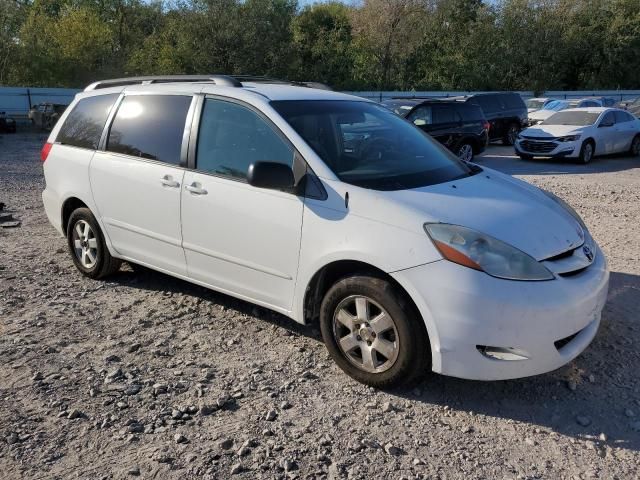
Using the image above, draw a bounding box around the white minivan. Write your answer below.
[42,76,609,388]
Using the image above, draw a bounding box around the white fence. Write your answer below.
[0,87,79,119]
[346,90,640,102]
[1,86,639,119]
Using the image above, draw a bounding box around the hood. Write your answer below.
[521,124,584,138]
[373,170,584,261]
[528,109,555,121]
[520,125,582,138]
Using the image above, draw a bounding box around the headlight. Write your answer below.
[424,223,554,281]
[557,134,581,142]
[540,190,587,231]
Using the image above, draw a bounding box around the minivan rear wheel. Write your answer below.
[319,275,429,388]
[66,208,121,279]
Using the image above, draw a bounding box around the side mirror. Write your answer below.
[247,161,295,191]
[599,121,613,128]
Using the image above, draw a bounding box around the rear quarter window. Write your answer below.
[503,94,526,109]
[473,95,501,113]
[56,94,119,149]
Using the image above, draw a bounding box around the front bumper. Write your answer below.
[515,138,580,159]
[391,244,609,380]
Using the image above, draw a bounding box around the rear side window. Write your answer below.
[473,95,501,113]
[503,94,525,109]
[457,105,484,121]
[56,94,118,149]
[196,98,293,180]
[432,106,458,124]
[107,95,192,165]
[614,111,633,123]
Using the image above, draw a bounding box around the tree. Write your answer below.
[291,2,354,88]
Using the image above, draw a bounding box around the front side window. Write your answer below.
[196,99,293,180]
[107,95,192,165]
[600,112,616,126]
[407,106,432,126]
[272,100,471,191]
[56,94,118,149]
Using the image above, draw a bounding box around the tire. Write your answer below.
[319,275,430,389]
[502,123,520,146]
[66,208,121,279]
[578,140,595,164]
[456,142,474,162]
[630,135,640,157]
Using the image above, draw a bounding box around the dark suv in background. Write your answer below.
[451,92,528,145]
[382,98,488,161]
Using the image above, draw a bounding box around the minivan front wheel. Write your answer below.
[66,208,121,279]
[320,275,429,388]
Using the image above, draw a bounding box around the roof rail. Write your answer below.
[84,75,243,91]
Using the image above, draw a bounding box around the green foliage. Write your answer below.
[1,0,639,90]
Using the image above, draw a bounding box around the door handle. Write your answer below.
[185,183,208,195]
[161,175,180,188]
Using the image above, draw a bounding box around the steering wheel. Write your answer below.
[360,137,395,162]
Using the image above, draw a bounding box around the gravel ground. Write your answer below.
[1,132,639,480]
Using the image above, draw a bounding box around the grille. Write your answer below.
[520,139,557,153]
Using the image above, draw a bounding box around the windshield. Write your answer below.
[543,100,569,111]
[271,100,472,191]
[541,111,600,126]
[527,99,546,109]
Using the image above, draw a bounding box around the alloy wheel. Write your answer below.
[332,295,400,373]
[583,143,593,163]
[508,126,518,144]
[632,137,640,156]
[71,220,98,269]
[458,144,473,162]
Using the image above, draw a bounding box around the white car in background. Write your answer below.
[526,97,554,113]
[516,108,640,163]
[528,98,602,126]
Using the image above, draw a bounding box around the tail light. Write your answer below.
[41,142,52,162]
[483,121,490,131]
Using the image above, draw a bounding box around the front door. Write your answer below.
[180,97,304,312]
[90,93,194,275]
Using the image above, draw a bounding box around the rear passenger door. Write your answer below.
[613,110,636,152]
[180,96,304,312]
[90,93,195,275]
[596,111,617,155]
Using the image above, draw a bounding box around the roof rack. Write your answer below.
[84,75,333,92]
[84,75,243,91]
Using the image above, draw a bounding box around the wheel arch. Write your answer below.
[301,258,440,373]
[61,196,89,233]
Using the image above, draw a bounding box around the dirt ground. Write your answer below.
[1,132,639,480]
